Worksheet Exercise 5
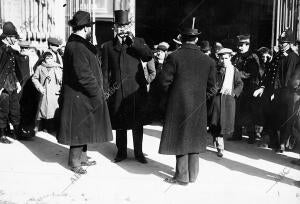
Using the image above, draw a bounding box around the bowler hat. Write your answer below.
[114,10,131,25]
[180,28,201,36]
[278,28,294,43]
[0,22,20,39]
[199,41,211,52]
[47,37,62,46]
[68,10,95,29]
[237,34,250,44]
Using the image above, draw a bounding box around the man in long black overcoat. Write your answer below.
[159,27,216,185]
[57,11,113,174]
[101,10,153,163]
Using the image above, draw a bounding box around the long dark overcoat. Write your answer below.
[101,37,153,129]
[57,34,113,145]
[158,43,216,155]
[209,67,243,135]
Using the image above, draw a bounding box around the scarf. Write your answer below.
[220,65,235,95]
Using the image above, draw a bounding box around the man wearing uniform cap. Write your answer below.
[199,40,211,56]
[0,21,28,143]
[57,10,113,174]
[228,34,260,144]
[101,10,153,164]
[159,24,216,185]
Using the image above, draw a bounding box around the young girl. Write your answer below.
[32,51,62,133]
[209,48,243,157]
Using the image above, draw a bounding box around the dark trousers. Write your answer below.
[174,153,199,183]
[68,145,88,167]
[0,90,20,129]
[116,126,144,157]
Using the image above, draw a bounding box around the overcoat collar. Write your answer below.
[180,43,201,51]
[113,36,128,52]
[68,34,97,55]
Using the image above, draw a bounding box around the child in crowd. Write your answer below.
[32,51,62,134]
[209,48,243,157]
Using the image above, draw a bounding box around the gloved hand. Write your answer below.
[124,31,134,46]
[253,87,264,97]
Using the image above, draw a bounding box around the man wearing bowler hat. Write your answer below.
[101,10,153,163]
[0,21,29,143]
[158,25,216,185]
[57,11,113,174]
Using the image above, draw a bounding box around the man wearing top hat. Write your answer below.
[158,25,216,185]
[101,10,153,163]
[266,28,300,152]
[0,21,29,143]
[228,34,260,144]
[57,11,113,174]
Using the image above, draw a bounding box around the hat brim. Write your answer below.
[0,33,20,39]
[68,21,96,28]
[181,32,201,36]
[114,21,131,26]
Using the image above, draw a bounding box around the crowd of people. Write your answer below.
[0,9,299,186]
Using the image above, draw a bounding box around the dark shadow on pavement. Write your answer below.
[20,133,69,170]
[89,142,174,179]
[200,149,298,188]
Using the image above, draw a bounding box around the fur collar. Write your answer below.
[68,34,97,54]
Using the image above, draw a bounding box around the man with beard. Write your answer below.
[101,10,153,163]
[57,11,113,174]
[227,34,260,144]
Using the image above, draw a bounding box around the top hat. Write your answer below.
[217,48,234,55]
[0,22,20,39]
[278,28,294,43]
[180,28,201,36]
[114,10,131,25]
[68,10,95,29]
[47,37,62,46]
[199,41,211,52]
[237,34,250,44]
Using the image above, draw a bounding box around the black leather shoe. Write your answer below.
[114,156,127,163]
[135,155,148,164]
[216,149,223,157]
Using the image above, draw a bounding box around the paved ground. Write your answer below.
[0,125,300,204]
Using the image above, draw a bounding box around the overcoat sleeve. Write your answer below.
[285,52,300,87]
[72,45,101,97]
[159,54,176,92]
[206,60,217,98]
[131,38,153,62]
[32,66,43,91]
[100,44,109,92]
[233,69,244,97]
